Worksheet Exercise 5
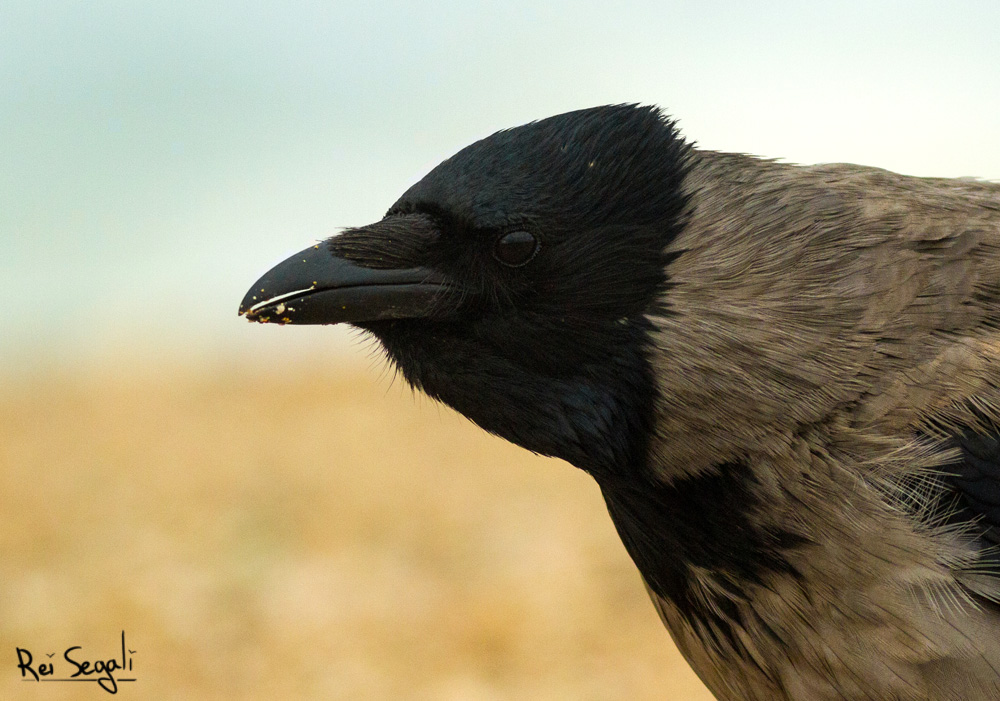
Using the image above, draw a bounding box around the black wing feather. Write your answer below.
[950,426,1000,552]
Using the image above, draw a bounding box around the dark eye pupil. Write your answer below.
[493,230,539,267]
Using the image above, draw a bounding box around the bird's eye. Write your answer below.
[493,230,539,267]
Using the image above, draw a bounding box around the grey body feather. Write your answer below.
[650,151,1000,700]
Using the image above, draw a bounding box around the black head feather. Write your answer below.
[392,103,691,233]
[331,104,692,478]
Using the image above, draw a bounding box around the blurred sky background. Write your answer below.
[2,0,999,370]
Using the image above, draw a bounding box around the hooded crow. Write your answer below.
[240,105,1000,700]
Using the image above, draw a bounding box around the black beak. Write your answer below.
[239,243,446,325]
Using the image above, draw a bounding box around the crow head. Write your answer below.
[240,105,691,479]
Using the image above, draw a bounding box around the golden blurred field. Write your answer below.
[1,357,714,700]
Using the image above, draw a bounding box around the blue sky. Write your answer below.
[2,1,998,366]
